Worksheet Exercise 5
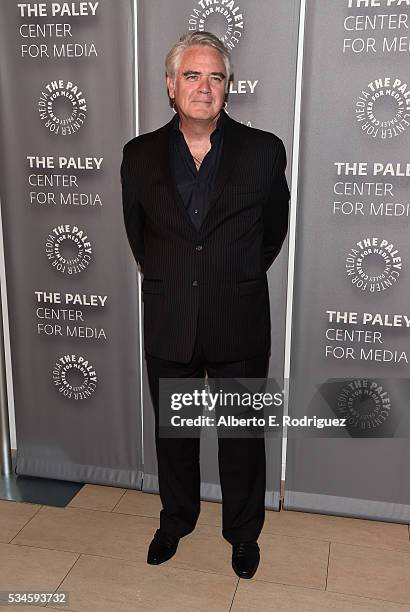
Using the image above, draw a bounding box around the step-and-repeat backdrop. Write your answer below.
[0,0,142,486]
[0,0,409,522]
[286,0,410,521]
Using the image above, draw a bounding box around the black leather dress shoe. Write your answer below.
[232,542,260,579]
[147,529,179,565]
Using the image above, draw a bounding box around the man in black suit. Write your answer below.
[121,31,289,579]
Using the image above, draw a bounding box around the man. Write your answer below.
[121,31,289,579]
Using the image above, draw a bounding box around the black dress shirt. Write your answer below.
[170,111,224,230]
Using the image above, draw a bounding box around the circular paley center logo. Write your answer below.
[187,0,244,49]
[345,237,402,293]
[38,79,87,136]
[53,354,97,400]
[355,77,410,139]
[45,224,93,275]
[336,380,391,430]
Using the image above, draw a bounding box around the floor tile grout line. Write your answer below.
[8,542,236,579]
[49,552,82,600]
[238,576,327,591]
[261,531,410,553]
[250,578,329,591]
[245,578,410,609]
[68,504,128,514]
[61,502,222,529]
[327,587,410,608]
[110,488,128,512]
[228,577,240,612]
[314,538,410,555]
[8,541,88,559]
[110,507,221,528]
[10,541,147,560]
[170,562,235,579]
[325,541,331,590]
[26,503,162,520]
[7,504,44,544]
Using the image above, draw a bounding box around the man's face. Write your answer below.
[167,45,227,123]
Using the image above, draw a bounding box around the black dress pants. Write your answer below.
[146,333,269,545]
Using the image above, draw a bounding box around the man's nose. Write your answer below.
[198,75,211,93]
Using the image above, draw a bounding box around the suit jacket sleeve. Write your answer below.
[263,139,290,270]
[121,144,145,270]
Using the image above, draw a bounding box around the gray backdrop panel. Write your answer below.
[0,0,142,487]
[286,0,410,521]
[137,0,300,509]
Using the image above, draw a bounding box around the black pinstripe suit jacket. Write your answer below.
[121,112,290,363]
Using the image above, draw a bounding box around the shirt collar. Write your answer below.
[171,110,226,137]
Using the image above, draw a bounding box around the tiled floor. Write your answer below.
[0,486,409,611]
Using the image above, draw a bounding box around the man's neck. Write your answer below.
[179,113,221,143]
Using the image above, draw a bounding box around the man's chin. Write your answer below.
[185,109,221,122]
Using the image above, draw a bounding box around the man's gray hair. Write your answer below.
[165,31,233,91]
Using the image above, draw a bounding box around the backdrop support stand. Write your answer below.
[0,283,11,476]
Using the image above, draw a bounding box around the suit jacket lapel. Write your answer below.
[155,119,175,196]
[155,118,198,234]
[210,112,243,204]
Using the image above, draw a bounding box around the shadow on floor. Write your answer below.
[0,452,83,507]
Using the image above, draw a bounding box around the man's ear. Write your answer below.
[166,76,175,100]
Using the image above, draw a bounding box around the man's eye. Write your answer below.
[185,74,198,81]
[211,76,223,83]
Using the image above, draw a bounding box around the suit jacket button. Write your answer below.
[192,280,198,287]
[195,245,203,251]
